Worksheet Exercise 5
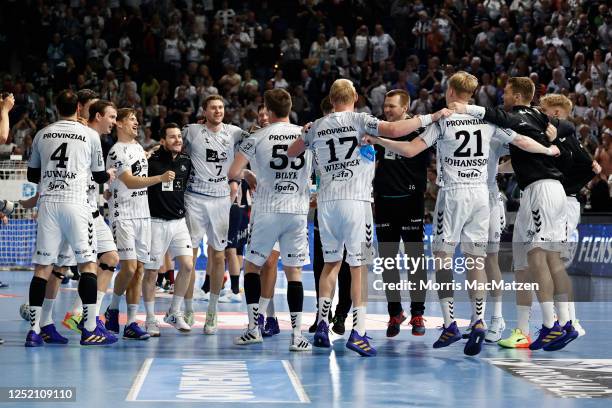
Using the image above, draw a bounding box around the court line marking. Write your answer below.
[282,360,311,403]
[126,358,153,401]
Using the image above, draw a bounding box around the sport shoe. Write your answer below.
[40,324,69,344]
[574,319,586,337]
[193,288,209,301]
[464,319,486,356]
[95,317,117,342]
[289,333,312,351]
[104,307,120,334]
[204,311,218,335]
[386,312,407,338]
[155,286,166,294]
[234,326,262,345]
[409,315,426,336]
[331,314,346,335]
[529,321,566,350]
[81,325,118,345]
[308,318,318,334]
[346,330,376,356]
[219,292,242,303]
[25,330,44,347]
[145,318,160,337]
[485,316,505,343]
[123,322,151,340]
[164,311,191,332]
[543,321,579,351]
[433,321,461,348]
[62,312,83,333]
[184,311,195,327]
[498,328,531,349]
[313,320,330,348]
[263,317,280,337]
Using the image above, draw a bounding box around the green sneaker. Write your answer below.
[62,312,82,334]
[184,311,195,327]
[498,328,531,349]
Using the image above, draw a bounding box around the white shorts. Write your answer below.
[487,191,506,254]
[94,214,117,255]
[318,200,374,267]
[432,186,489,257]
[32,201,97,265]
[512,180,567,271]
[185,193,230,251]
[245,212,308,267]
[247,207,281,254]
[144,218,193,270]
[561,195,581,262]
[112,218,151,263]
[55,242,76,267]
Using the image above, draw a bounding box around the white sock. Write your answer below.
[491,296,503,318]
[267,298,276,318]
[127,304,138,324]
[170,295,184,314]
[569,301,577,322]
[109,293,122,310]
[541,301,555,328]
[318,297,332,324]
[472,296,486,322]
[208,293,219,313]
[352,306,366,336]
[554,294,569,326]
[96,290,105,318]
[290,312,302,336]
[248,303,260,330]
[41,298,55,327]
[29,305,42,334]
[184,299,194,313]
[259,297,271,318]
[144,301,155,320]
[71,296,83,315]
[83,303,97,331]
[439,297,455,327]
[517,305,531,335]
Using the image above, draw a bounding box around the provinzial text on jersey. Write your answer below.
[445,119,488,127]
[317,126,357,137]
[42,133,86,141]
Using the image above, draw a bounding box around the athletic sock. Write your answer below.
[230,275,240,294]
[184,299,194,314]
[541,301,555,329]
[259,297,271,318]
[28,276,46,333]
[41,298,55,327]
[156,273,164,286]
[244,273,261,330]
[267,297,276,318]
[318,297,332,324]
[439,297,455,327]
[517,305,531,335]
[554,294,570,326]
[472,296,486,322]
[491,296,503,318]
[83,304,97,331]
[287,281,303,336]
[78,272,98,331]
[144,301,155,321]
[170,295,184,314]
[202,274,210,293]
[208,293,219,313]
[353,306,366,336]
[167,270,175,284]
[569,301,577,323]
[96,290,105,318]
[109,293,122,310]
[127,304,138,325]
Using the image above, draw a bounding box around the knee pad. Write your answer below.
[52,270,65,280]
[99,262,116,273]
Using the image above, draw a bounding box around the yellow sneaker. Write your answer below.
[497,328,531,349]
[62,312,82,333]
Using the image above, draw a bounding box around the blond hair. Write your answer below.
[508,77,535,103]
[448,71,479,97]
[329,79,356,106]
[539,93,573,113]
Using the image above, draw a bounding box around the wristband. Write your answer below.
[420,114,432,127]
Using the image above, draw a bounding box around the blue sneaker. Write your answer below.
[313,320,330,348]
[530,321,566,350]
[464,319,486,356]
[263,317,280,337]
[80,325,118,346]
[543,321,578,352]
[123,322,150,340]
[96,318,117,342]
[25,330,44,347]
[104,307,120,334]
[433,321,461,348]
[346,330,377,356]
[256,313,264,337]
[40,324,69,344]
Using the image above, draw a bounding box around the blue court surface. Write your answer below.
[1,270,612,408]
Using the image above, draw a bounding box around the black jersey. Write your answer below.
[147,147,191,220]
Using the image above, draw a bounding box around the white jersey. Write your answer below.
[420,113,516,188]
[29,120,104,205]
[302,111,380,202]
[86,128,104,212]
[106,141,150,220]
[183,123,248,197]
[487,137,510,193]
[240,122,313,215]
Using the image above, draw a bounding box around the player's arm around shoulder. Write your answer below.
[376,108,452,138]
[509,131,560,157]
[288,122,312,158]
[363,133,430,158]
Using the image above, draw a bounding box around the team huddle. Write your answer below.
[15,72,600,356]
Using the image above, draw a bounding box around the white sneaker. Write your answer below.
[164,311,191,332]
[155,286,166,294]
[219,292,242,303]
[204,311,218,335]
[193,288,209,301]
[184,311,195,327]
[485,316,506,342]
[234,326,263,345]
[146,318,161,337]
[574,319,586,337]
[289,333,312,352]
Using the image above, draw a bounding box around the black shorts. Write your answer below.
[227,204,249,255]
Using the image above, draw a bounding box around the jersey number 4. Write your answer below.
[50,143,69,168]
[454,130,483,157]
[270,145,305,170]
